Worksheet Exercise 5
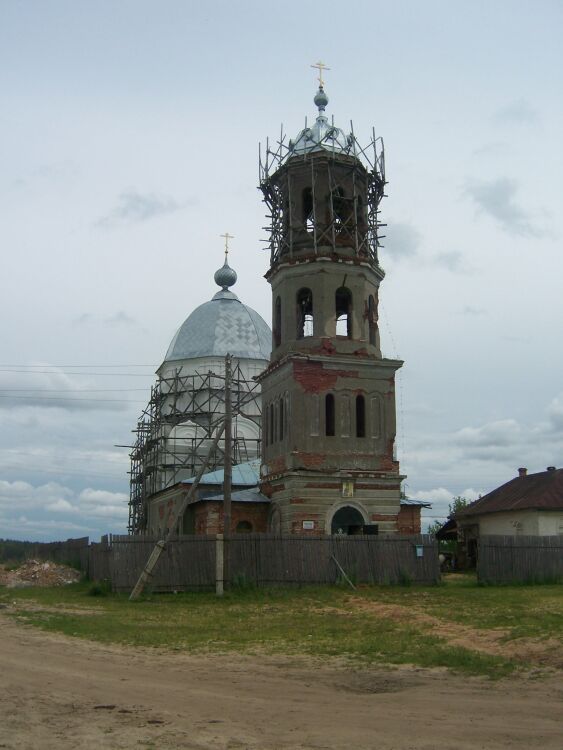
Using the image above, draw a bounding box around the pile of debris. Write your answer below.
[0,560,82,588]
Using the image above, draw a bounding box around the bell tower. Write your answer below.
[258,74,404,535]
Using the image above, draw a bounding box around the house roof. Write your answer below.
[400,498,432,508]
[182,459,260,488]
[457,468,563,517]
[204,487,269,504]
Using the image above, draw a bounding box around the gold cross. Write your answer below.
[220,232,234,259]
[311,60,330,88]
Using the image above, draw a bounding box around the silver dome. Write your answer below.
[164,289,271,362]
[288,86,357,158]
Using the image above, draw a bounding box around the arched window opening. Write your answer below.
[356,194,365,229]
[356,395,366,438]
[335,287,352,338]
[236,520,253,533]
[332,186,351,231]
[274,296,282,348]
[331,506,365,535]
[297,288,314,339]
[269,403,275,445]
[279,398,284,441]
[368,294,376,346]
[302,187,314,233]
[325,394,335,437]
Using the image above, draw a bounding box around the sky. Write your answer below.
[1,0,562,540]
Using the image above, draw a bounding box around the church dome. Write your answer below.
[287,86,357,159]
[163,259,271,362]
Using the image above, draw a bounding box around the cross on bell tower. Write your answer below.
[257,76,404,536]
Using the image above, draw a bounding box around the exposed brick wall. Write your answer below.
[292,360,358,394]
[397,505,422,534]
[194,501,269,535]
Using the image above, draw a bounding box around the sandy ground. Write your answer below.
[0,611,562,750]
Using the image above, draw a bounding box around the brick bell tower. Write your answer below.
[258,69,404,535]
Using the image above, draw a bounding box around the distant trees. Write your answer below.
[427,495,469,535]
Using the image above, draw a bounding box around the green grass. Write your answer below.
[1,576,561,679]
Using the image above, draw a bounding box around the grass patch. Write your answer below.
[1,577,561,679]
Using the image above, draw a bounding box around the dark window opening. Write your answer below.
[332,186,352,231]
[325,394,335,437]
[335,287,352,338]
[368,294,376,346]
[269,403,274,445]
[274,296,282,348]
[236,520,253,533]
[279,398,284,441]
[356,194,365,228]
[302,187,314,233]
[297,288,314,339]
[356,395,366,438]
[331,506,365,535]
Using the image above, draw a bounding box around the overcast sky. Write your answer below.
[1,0,562,541]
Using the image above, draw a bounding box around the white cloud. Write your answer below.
[96,189,192,227]
[464,177,544,238]
[385,222,421,260]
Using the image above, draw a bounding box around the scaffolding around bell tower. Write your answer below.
[259,123,386,266]
[128,361,262,534]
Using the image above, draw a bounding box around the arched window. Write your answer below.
[274,296,282,348]
[356,395,366,438]
[332,186,350,231]
[356,194,365,229]
[368,294,376,346]
[236,520,253,533]
[302,187,314,233]
[325,394,335,437]
[297,288,314,339]
[279,398,284,441]
[335,287,352,338]
[269,402,275,445]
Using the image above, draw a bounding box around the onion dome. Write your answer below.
[163,260,271,362]
[287,86,356,158]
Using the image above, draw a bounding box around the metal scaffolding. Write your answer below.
[128,361,262,534]
[259,123,386,266]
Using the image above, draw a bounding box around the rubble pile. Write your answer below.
[0,560,82,588]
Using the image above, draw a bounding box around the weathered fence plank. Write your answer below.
[106,533,440,592]
[478,535,563,584]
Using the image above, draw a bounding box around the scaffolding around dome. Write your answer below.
[128,360,262,534]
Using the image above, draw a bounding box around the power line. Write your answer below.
[0,395,146,403]
[0,388,150,393]
[0,364,156,368]
[0,369,155,377]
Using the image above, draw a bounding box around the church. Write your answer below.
[128,72,428,537]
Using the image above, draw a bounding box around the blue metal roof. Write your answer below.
[182,459,260,488]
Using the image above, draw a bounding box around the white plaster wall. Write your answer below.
[478,510,539,536]
[538,512,563,535]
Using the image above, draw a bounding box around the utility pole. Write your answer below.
[223,353,232,590]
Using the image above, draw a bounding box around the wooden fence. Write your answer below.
[88,533,440,592]
[478,535,563,584]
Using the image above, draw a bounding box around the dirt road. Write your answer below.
[0,612,561,750]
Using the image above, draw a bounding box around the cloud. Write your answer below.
[0,479,129,539]
[429,251,473,274]
[104,311,138,327]
[464,177,543,237]
[459,305,486,316]
[97,189,190,227]
[384,222,421,260]
[492,99,538,125]
[0,364,138,412]
[547,393,563,431]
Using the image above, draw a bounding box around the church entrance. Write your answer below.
[331,506,365,535]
